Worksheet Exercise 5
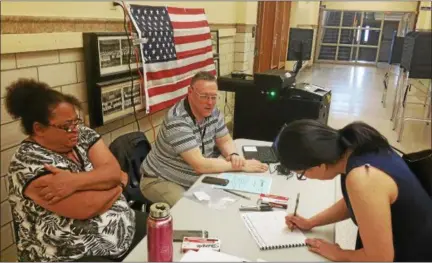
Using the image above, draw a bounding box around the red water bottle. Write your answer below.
[147,202,173,262]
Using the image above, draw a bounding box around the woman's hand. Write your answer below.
[33,165,78,204]
[241,159,268,173]
[285,214,315,231]
[306,238,344,261]
[226,154,246,170]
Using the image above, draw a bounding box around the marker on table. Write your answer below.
[291,193,300,232]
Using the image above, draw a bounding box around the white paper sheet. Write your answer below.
[193,191,210,201]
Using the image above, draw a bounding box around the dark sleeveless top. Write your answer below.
[341,149,432,262]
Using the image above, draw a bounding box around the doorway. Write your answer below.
[253,1,291,73]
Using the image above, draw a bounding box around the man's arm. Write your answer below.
[215,133,237,158]
[180,147,241,174]
[25,174,123,220]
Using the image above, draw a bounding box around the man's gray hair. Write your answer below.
[190,71,216,86]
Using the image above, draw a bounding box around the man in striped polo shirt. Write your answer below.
[140,72,268,207]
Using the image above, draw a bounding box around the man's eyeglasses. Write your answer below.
[49,118,83,133]
[192,87,217,101]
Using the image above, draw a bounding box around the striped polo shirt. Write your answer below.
[140,97,229,187]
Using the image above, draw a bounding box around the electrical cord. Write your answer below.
[224,92,233,116]
[121,3,140,131]
[293,60,306,73]
[269,164,277,174]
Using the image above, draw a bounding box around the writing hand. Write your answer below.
[285,213,314,231]
[33,164,77,204]
[306,238,343,261]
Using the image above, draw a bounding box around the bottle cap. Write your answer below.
[150,202,171,218]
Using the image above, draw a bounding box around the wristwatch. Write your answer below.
[227,153,239,160]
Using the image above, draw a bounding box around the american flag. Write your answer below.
[127,4,216,113]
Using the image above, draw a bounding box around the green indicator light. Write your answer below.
[270,91,276,97]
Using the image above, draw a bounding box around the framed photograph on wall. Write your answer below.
[97,35,141,77]
[83,32,144,128]
[98,79,145,124]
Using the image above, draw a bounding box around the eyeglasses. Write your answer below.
[192,87,217,101]
[297,170,307,180]
[49,118,83,133]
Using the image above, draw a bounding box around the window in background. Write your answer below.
[316,10,414,64]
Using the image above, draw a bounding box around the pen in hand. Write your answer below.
[291,193,300,232]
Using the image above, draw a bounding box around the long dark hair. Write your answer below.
[5,78,81,135]
[276,119,391,170]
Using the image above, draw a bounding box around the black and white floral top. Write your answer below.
[7,126,135,262]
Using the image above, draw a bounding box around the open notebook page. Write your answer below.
[241,211,307,250]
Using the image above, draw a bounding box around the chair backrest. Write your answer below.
[402,149,432,198]
[109,132,152,201]
[393,147,432,198]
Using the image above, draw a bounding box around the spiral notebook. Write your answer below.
[241,211,307,250]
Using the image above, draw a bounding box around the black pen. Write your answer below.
[294,193,300,216]
[223,189,251,200]
[291,193,300,232]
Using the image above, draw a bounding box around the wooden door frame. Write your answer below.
[270,2,282,69]
[253,2,291,73]
[253,2,265,73]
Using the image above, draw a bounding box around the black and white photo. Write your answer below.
[121,38,136,64]
[124,83,142,109]
[97,36,141,76]
[102,88,122,116]
[99,39,121,69]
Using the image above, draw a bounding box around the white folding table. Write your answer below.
[123,139,337,262]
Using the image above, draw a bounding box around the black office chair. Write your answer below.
[109,131,153,211]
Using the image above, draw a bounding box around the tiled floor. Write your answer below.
[296,63,431,249]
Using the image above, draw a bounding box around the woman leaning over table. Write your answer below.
[277,119,432,262]
[5,79,147,262]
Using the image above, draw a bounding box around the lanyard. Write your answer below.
[183,97,208,155]
[197,123,207,155]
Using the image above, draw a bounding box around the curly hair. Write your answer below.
[5,78,82,135]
